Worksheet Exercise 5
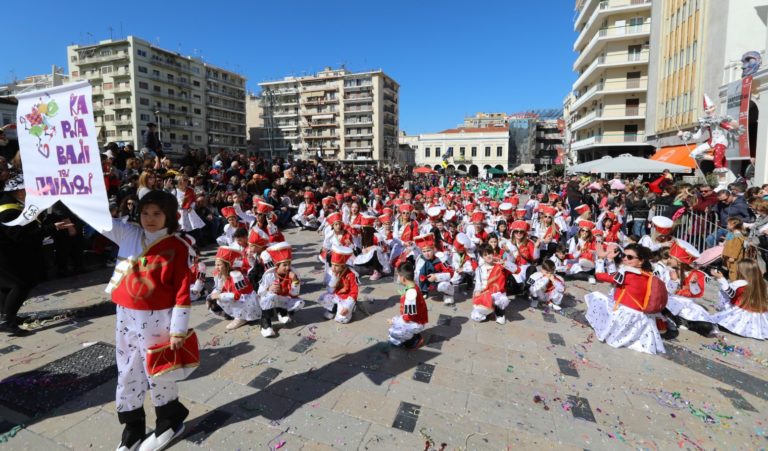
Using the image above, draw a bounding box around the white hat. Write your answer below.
[427,206,443,219]
[102,150,115,159]
[651,216,674,234]
[703,94,715,110]
[3,173,24,192]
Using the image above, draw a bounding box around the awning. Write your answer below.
[581,153,692,174]
[486,167,507,175]
[650,145,696,168]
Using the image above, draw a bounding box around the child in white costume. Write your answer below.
[318,245,359,324]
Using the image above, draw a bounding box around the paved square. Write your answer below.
[3,227,767,449]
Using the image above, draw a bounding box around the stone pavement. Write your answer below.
[1,227,768,450]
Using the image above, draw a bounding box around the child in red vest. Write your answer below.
[414,233,455,305]
[209,246,262,330]
[319,245,359,323]
[471,244,510,324]
[257,242,304,338]
[388,261,428,348]
[528,260,566,311]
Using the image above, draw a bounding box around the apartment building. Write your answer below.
[568,0,653,163]
[258,67,399,164]
[246,93,265,156]
[0,65,69,97]
[461,112,508,128]
[67,36,246,155]
[646,0,767,174]
[415,127,511,177]
[529,119,566,171]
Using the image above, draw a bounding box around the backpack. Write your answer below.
[615,272,668,314]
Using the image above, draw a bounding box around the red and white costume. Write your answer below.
[528,272,566,307]
[102,220,193,413]
[584,260,666,354]
[414,234,455,305]
[711,278,768,340]
[292,191,319,228]
[388,286,428,346]
[664,240,713,323]
[174,186,205,231]
[450,233,477,285]
[212,247,262,322]
[257,243,304,313]
[217,206,248,246]
[318,245,359,324]
[471,261,510,322]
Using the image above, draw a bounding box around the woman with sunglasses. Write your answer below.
[585,243,667,354]
[507,220,540,290]
[533,205,561,262]
[565,220,598,280]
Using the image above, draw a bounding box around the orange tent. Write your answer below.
[650,145,697,168]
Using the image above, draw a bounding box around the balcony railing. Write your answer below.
[574,22,651,69]
[573,51,649,90]
[570,132,645,150]
[571,78,647,110]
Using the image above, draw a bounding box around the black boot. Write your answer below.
[117,407,146,450]
[141,399,189,450]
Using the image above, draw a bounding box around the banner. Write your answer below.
[5,80,112,231]
[725,75,752,159]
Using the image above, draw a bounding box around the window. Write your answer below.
[138,66,148,74]
[194,135,202,142]
[168,88,175,96]
[103,82,113,90]
[72,71,79,77]
[168,103,175,111]
[137,49,147,57]
[138,81,148,89]
[193,94,201,102]
[101,65,113,74]
[435,147,441,157]
[194,108,202,115]
[106,130,116,137]
[182,135,189,141]
[447,146,453,157]
[181,106,188,113]
[167,74,174,81]
[690,91,695,111]
[425,147,431,158]
[485,147,491,157]
[496,146,503,157]
[193,80,201,87]
[140,113,150,121]
[471,147,477,157]
[459,147,466,157]
[105,99,114,106]
[170,133,176,140]
[152,69,160,77]
[153,85,161,92]
[682,93,688,112]
[692,41,697,61]
[105,114,115,121]
[100,49,112,56]
[70,55,77,62]
[139,97,150,106]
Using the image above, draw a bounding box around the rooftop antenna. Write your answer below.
[120,22,123,39]
[85,32,93,44]
[108,26,113,40]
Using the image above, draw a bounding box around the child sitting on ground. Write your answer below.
[528,260,566,311]
[388,261,428,348]
[471,244,510,324]
[318,245,358,324]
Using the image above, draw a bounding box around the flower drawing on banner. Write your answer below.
[19,94,59,157]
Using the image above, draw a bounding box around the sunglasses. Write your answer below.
[623,254,638,261]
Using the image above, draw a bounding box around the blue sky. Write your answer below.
[2,0,577,134]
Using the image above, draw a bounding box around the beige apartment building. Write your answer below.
[258,67,399,164]
[414,126,511,177]
[568,0,653,163]
[67,36,246,155]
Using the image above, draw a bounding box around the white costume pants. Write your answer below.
[115,306,179,412]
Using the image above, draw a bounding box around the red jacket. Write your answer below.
[112,235,192,311]
[334,269,359,302]
[401,286,428,324]
[596,270,652,312]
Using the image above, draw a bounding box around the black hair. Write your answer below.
[233,228,248,239]
[478,243,494,256]
[623,243,653,272]
[398,261,415,282]
[555,243,567,254]
[541,260,556,273]
[138,190,179,233]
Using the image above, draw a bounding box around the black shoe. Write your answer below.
[0,321,31,336]
[117,408,146,451]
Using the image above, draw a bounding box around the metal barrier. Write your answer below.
[651,205,720,252]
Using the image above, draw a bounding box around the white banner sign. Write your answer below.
[5,80,112,231]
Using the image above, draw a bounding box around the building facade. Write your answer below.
[246,93,265,156]
[646,0,768,168]
[461,112,508,128]
[0,65,69,97]
[569,0,653,162]
[414,127,511,177]
[529,119,566,171]
[258,67,399,164]
[67,36,246,155]
[397,131,418,167]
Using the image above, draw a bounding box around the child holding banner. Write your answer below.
[101,190,194,451]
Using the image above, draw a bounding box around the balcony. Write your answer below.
[343,82,373,91]
[344,95,373,104]
[574,0,651,39]
[304,134,337,140]
[344,120,373,126]
[570,132,646,151]
[77,52,130,65]
[345,107,373,114]
[113,85,132,94]
[300,84,338,92]
[573,50,649,91]
[571,78,647,110]
[303,98,339,106]
[570,105,646,131]
[574,22,651,69]
[112,70,131,78]
[114,119,133,126]
[344,132,373,138]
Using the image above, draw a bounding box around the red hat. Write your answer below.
[507,197,520,207]
[539,205,557,217]
[256,201,274,214]
[327,212,343,225]
[382,207,394,217]
[304,191,314,200]
[398,203,414,214]
[651,216,673,235]
[592,229,604,237]
[330,244,354,265]
[578,220,596,230]
[414,233,435,250]
[322,196,335,208]
[392,199,404,207]
[575,204,591,216]
[378,214,392,224]
[465,203,476,213]
[266,242,292,265]
[510,220,530,232]
[453,233,471,253]
[514,208,527,219]
[669,239,700,264]
[372,188,382,197]
[216,246,242,265]
[470,211,485,223]
[221,206,237,218]
[360,215,376,227]
[248,228,269,248]
[548,193,560,202]
[489,201,500,209]
[536,193,545,200]
[388,191,396,198]
[335,193,344,203]
[604,211,617,221]
[252,194,263,205]
[427,206,443,220]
